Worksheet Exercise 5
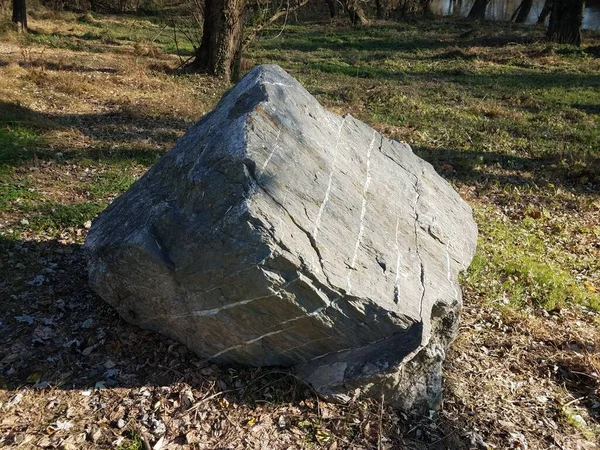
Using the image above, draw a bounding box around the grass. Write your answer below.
[562,406,596,441]
[467,208,600,311]
[117,432,143,450]
[0,9,599,449]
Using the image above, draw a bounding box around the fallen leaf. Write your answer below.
[32,326,54,343]
[26,275,46,286]
[7,393,23,408]
[54,420,74,431]
[153,435,165,450]
[181,390,194,409]
[27,372,42,383]
[15,315,34,325]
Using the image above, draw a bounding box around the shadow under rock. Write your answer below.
[0,233,475,448]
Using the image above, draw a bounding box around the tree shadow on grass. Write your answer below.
[260,18,542,55]
[0,234,474,448]
[302,56,600,92]
[18,59,119,74]
[0,100,192,168]
[414,146,600,196]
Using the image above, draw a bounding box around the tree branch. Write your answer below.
[242,0,310,51]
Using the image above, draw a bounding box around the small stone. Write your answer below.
[572,414,587,427]
[150,418,166,435]
[7,393,23,408]
[116,419,126,429]
[278,415,287,428]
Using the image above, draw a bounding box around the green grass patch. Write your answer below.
[117,432,143,450]
[0,126,43,166]
[562,407,596,440]
[87,170,139,198]
[0,177,42,210]
[466,207,600,312]
[22,202,106,232]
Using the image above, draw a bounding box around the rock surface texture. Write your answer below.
[85,65,478,413]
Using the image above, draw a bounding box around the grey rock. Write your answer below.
[85,65,477,413]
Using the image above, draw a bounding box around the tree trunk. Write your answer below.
[325,0,336,17]
[190,0,247,80]
[547,0,585,46]
[513,0,533,23]
[537,0,552,24]
[345,0,367,25]
[375,0,384,19]
[467,0,489,20]
[12,0,27,32]
[452,0,462,17]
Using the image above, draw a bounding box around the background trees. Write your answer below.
[7,0,592,77]
[467,0,490,19]
[547,0,586,45]
[513,0,533,23]
[12,0,27,31]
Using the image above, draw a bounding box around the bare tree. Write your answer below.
[452,0,463,17]
[375,0,384,19]
[12,0,27,32]
[391,0,431,17]
[325,0,336,17]
[547,0,585,46]
[345,0,368,25]
[186,0,311,80]
[242,0,310,51]
[512,0,533,23]
[467,0,489,20]
[537,0,552,24]
[188,0,248,80]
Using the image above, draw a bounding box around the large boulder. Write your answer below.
[85,65,477,413]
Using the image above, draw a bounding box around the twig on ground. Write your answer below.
[563,395,587,407]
